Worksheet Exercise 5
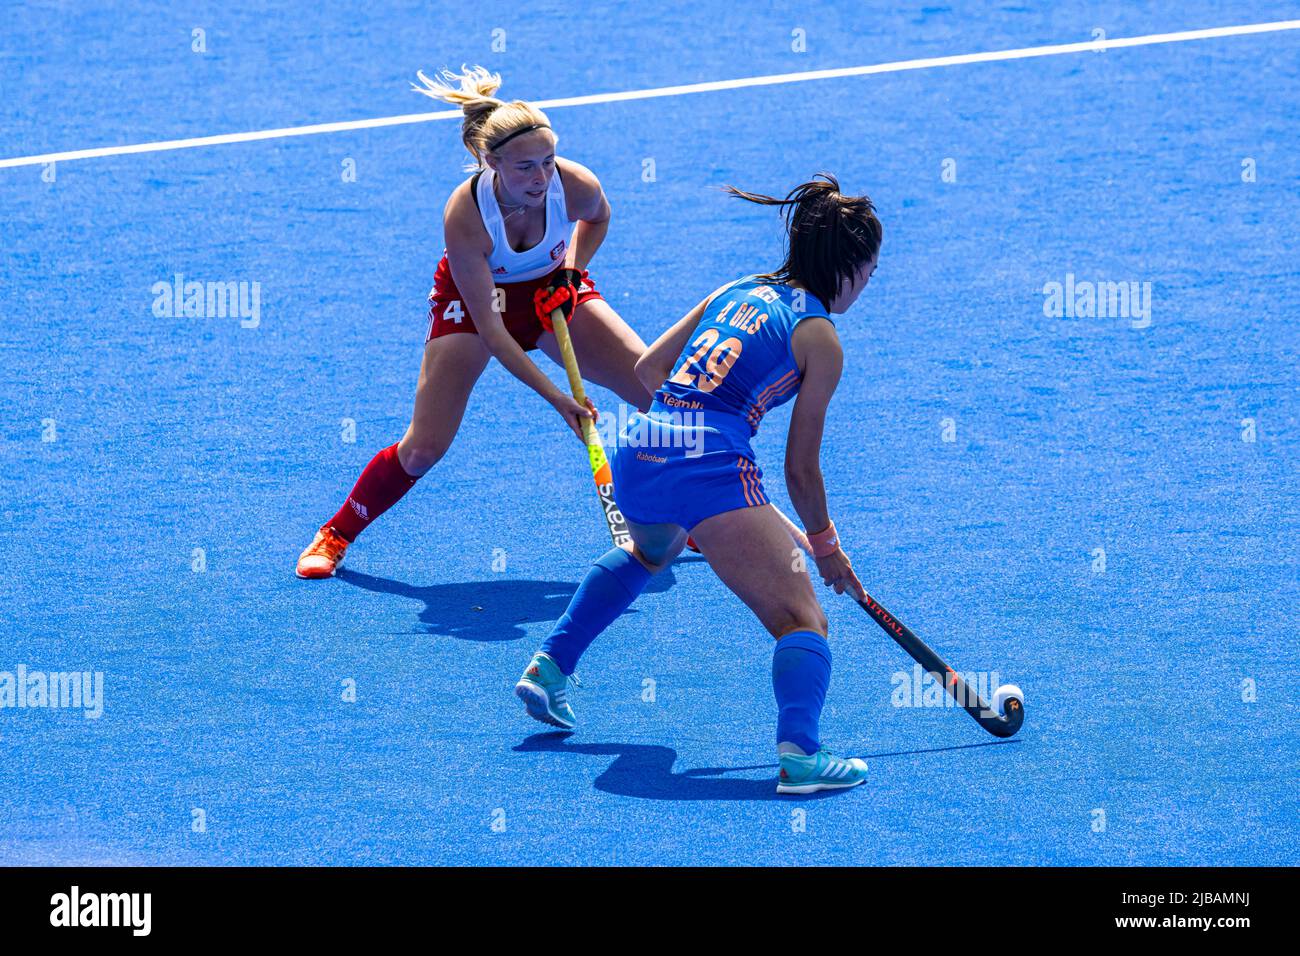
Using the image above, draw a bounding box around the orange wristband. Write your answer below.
[807,521,840,558]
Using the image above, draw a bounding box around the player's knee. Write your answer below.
[769,602,827,638]
[803,606,829,636]
[397,440,447,476]
[629,537,682,573]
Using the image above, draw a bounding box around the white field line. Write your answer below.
[3,18,1298,169]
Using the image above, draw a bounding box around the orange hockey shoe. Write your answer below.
[296,526,350,579]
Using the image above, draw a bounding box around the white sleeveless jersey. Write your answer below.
[476,166,572,283]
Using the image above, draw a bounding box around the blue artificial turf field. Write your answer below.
[2,1,1298,866]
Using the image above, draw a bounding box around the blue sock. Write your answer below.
[771,630,832,756]
[541,547,652,675]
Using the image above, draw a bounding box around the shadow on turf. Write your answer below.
[335,567,679,642]
[863,740,1021,760]
[517,732,841,801]
[516,733,1019,801]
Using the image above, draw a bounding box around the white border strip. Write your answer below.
[3,19,1298,169]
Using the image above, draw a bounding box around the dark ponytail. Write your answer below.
[724,173,882,308]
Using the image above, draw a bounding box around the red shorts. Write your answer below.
[426,256,605,351]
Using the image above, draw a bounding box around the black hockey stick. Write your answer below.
[856,591,1024,738]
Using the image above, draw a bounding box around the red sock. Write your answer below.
[327,444,420,541]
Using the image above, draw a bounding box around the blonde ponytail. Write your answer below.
[413,65,553,169]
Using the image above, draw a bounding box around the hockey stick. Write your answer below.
[856,590,1024,738]
[549,306,632,548]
